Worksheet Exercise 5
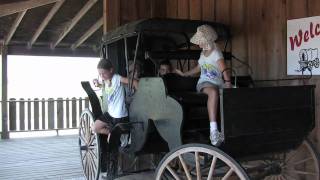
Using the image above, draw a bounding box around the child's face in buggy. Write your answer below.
[98,68,114,81]
[159,65,171,76]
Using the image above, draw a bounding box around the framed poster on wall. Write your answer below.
[287,16,320,75]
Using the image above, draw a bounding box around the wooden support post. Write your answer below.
[104,0,120,32]
[103,0,107,35]
[1,46,9,139]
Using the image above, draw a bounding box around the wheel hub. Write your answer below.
[80,145,89,151]
[267,162,282,175]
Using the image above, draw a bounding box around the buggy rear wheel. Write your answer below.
[242,140,320,180]
[79,109,100,180]
[155,144,249,180]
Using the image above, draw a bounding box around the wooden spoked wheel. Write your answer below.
[156,144,249,180]
[242,140,320,180]
[79,109,100,180]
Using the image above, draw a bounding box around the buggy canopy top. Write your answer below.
[102,18,231,44]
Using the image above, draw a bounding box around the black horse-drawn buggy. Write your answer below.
[79,18,319,180]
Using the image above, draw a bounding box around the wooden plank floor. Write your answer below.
[0,135,85,180]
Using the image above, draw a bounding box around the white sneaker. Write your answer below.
[210,130,224,146]
[100,172,107,180]
[120,134,131,147]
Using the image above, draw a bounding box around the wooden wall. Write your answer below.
[104,0,320,152]
[104,0,166,31]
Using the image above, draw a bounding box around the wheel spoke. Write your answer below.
[85,118,91,142]
[195,152,202,180]
[279,175,287,180]
[166,166,181,180]
[283,157,313,168]
[82,117,88,138]
[88,134,96,146]
[221,168,233,180]
[84,155,89,178]
[87,154,93,180]
[283,173,298,180]
[88,150,97,172]
[89,149,98,159]
[285,145,304,164]
[286,170,317,175]
[82,150,88,161]
[207,157,217,180]
[90,156,96,180]
[80,134,87,145]
[178,155,192,180]
[293,157,313,165]
[91,150,98,169]
[80,121,87,143]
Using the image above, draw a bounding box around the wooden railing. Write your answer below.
[1,97,90,132]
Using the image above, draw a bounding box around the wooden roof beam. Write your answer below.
[4,10,27,45]
[51,0,98,49]
[28,0,65,48]
[71,17,103,50]
[0,0,61,17]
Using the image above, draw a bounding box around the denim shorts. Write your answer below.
[196,81,220,92]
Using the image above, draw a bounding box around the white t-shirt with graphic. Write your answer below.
[104,74,128,118]
[198,48,224,88]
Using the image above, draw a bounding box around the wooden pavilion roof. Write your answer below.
[0,0,103,57]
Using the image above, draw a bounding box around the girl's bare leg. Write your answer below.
[202,87,219,122]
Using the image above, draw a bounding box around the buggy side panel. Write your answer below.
[129,78,183,153]
[221,85,315,157]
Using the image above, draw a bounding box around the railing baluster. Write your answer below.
[27,98,31,130]
[34,98,39,130]
[72,97,77,128]
[85,97,89,109]
[48,98,55,130]
[57,98,64,129]
[19,98,25,131]
[9,98,16,131]
[66,98,70,128]
[41,98,46,130]
[78,97,82,128]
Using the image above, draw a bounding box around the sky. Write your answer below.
[7,55,100,99]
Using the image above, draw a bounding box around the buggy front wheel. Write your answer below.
[79,109,100,180]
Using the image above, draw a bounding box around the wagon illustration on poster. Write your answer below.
[287,16,320,75]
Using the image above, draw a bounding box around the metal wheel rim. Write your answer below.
[79,109,100,180]
[156,143,249,180]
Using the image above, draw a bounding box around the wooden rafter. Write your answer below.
[0,0,60,17]
[51,0,98,49]
[71,17,103,50]
[4,10,27,45]
[28,0,65,48]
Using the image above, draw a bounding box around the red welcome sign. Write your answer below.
[287,16,320,75]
